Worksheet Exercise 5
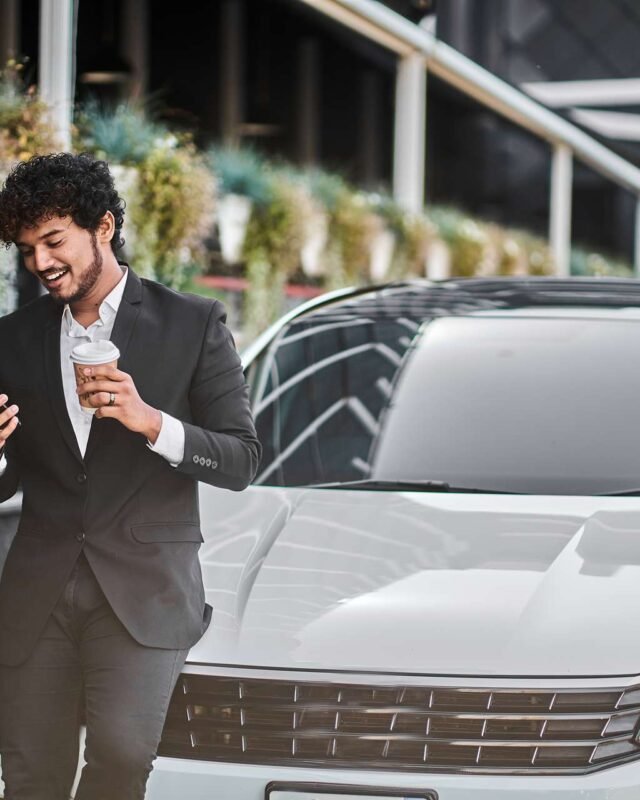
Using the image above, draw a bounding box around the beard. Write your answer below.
[51,232,103,305]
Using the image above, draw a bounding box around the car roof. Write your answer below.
[297,277,640,324]
[241,276,640,366]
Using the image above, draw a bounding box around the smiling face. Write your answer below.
[16,215,114,306]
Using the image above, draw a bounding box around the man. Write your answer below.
[0,152,261,799]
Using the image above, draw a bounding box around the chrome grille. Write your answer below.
[158,675,640,774]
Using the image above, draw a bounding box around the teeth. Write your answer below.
[46,269,67,281]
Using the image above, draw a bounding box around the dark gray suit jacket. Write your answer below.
[0,268,261,665]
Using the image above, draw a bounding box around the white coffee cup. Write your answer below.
[70,341,120,415]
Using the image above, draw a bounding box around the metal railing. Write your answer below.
[296,0,640,276]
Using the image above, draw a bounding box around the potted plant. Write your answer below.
[282,168,330,279]
[429,206,490,278]
[241,171,309,336]
[0,58,59,172]
[74,100,169,261]
[517,232,555,276]
[129,135,216,288]
[367,193,434,281]
[363,193,398,282]
[208,146,272,265]
[298,169,346,284]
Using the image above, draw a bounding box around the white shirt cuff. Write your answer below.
[0,453,6,475]
[146,412,185,467]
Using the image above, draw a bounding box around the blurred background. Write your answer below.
[2,0,640,343]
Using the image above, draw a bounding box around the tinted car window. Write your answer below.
[253,316,414,486]
[252,311,640,495]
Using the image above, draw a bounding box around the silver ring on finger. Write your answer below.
[108,392,116,407]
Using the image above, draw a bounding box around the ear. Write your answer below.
[96,211,115,243]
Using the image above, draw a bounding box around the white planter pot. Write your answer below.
[217,194,253,264]
[369,228,396,282]
[425,238,451,280]
[301,210,329,277]
[111,164,140,259]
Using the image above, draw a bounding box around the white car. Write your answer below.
[147,276,640,800]
[146,276,640,800]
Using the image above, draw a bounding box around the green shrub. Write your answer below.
[571,247,632,278]
[517,233,555,276]
[429,207,490,277]
[367,193,432,278]
[242,174,310,335]
[207,145,272,206]
[74,99,166,165]
[0,58,59,170]
[130,137,216,288]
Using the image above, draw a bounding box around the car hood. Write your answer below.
[190,485,640,677]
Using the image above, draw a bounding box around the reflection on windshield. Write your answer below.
[253,314,415,485]
[252,296,640,495]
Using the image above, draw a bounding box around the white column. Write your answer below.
[39,0,76,152]
[549,143,573,277]
[393,52,426,214]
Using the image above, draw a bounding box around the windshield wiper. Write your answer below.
[597,488,640,496]
[310,479,524,494]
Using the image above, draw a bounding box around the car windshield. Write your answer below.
[251,311,640,495]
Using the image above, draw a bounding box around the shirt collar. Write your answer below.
[63,267,128,335]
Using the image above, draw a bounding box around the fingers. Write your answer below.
[0,415,19,444]
[0,394,20,444]
[78,380,122,396]
[94,405,117,419]
[80,365,126,381]
[86,391,117,409]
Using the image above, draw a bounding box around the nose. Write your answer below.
[33,246,56,273]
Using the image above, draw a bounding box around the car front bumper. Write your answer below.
[147,755,640,800]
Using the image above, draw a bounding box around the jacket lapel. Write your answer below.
[84,269,143,462]
[43,302,84,465]
[108,268,143,373]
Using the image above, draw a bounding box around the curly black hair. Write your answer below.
[0,152,125,252]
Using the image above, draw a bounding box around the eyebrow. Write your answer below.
[16,228,67,248]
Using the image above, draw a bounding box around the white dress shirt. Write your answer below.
[0,268,185,472]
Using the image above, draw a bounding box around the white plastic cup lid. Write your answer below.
[70,340,120,366]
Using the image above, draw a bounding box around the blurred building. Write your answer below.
[3,0,640,265]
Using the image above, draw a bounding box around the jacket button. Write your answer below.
[76,472,87,483]
[76,532,85,543]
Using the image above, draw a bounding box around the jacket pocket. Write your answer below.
[131,522,204,543]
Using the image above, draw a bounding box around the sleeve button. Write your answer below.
[205,458,212,467]
[192,455,199,464]
[211,461,218,470]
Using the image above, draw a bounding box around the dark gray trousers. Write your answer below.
[0,553,188,800]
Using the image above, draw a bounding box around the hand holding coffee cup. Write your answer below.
[70,341,121,415]
[71,343,163,442]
